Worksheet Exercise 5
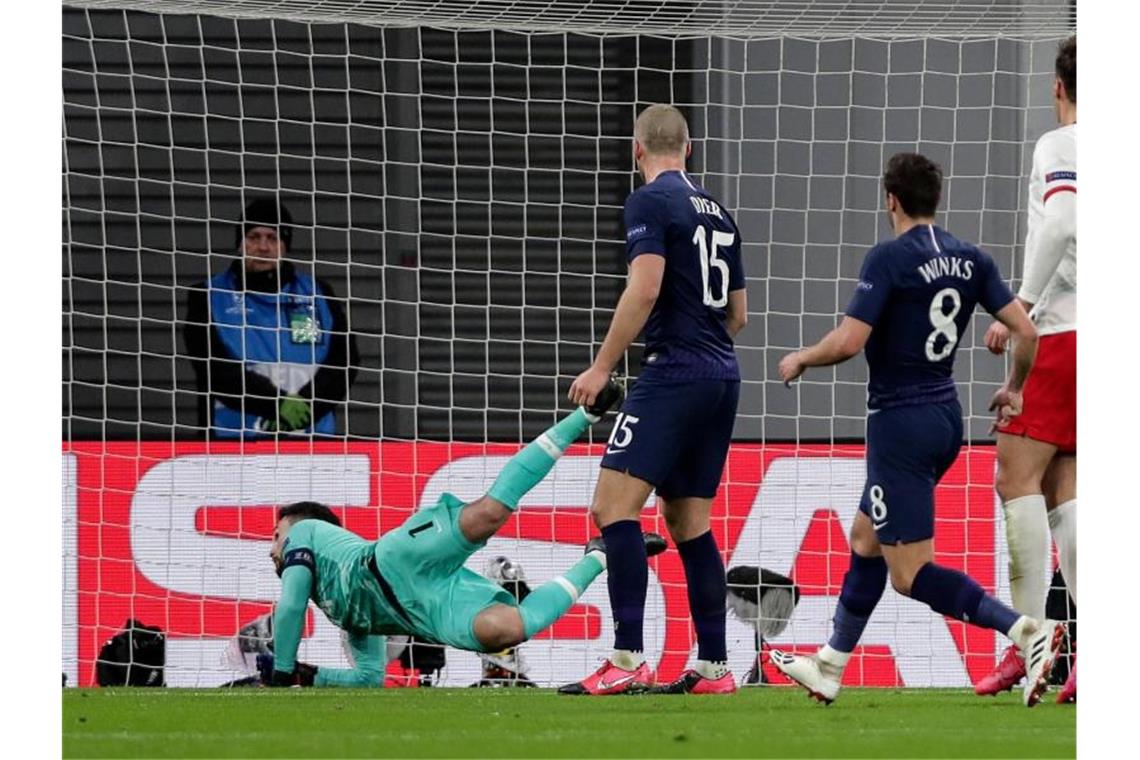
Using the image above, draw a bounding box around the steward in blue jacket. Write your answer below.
[183,197,359,438]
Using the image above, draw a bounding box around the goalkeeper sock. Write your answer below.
[827,552,888,653]
[603,519,648,653]
[909,562,1020,636]
[677,531,728,663]
[518,551,605,639]
[1003,494,1050,620]
[488,408,592,511]
[1048,499,1077,605]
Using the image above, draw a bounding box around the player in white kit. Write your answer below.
[975,36,1077,704]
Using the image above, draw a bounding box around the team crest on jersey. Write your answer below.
[1045,171,1076,182]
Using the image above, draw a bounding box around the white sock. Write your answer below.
[1003,494,1050,620]
[611,649,645,670]
[1048,499,1077,606]
[695,659,728,679]
[1008,615,1036,649]
[817,644,850,671]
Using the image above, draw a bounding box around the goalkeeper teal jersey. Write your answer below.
[273,495,524,674]
[279,519,409,634]
[273,519,405,682]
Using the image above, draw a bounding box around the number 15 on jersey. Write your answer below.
[693,225,734,308]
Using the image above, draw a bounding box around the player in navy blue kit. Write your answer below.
[560,105,747,695]
[771,153,1065,708]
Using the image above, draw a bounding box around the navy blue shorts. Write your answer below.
[599,375,740,499]
[859,401,963,545]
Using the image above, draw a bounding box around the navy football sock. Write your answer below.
[909,562,1020,635]
[677,531,728,663]
[828,552,888,653]
[603,519,648,652]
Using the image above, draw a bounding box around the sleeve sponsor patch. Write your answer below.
[856,280,874,291]
[626,224,649,241]
[282,547,315,573]
[1045,171,1076,182]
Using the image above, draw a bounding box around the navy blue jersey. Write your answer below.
[846,224,1015,409]
[624,170,744,380]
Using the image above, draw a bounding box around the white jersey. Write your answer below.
[1019,123,1076,335]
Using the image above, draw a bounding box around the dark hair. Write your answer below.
[1055,36,1075,103]
[882,152,943,218]
[277,501,341,527]
[236,196,294,251]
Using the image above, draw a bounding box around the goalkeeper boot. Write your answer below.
[649,668,736,695]
[585,531,668,558]
[770,649,844,705]
[583,374,626,420]
[1056,660,1076,704]
[1017,618,1065,707]
[473,663,536,688]
[974,645,1025,696]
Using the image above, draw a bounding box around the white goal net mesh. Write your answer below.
[62,0,1074,688]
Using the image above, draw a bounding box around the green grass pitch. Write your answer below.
[63,687,1074,758]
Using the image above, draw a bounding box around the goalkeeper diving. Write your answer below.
[261,376,666,687]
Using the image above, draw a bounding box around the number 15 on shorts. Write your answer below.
[606,413,639,455]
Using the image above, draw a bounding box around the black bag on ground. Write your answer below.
[96,618,166,687]
[727,566,802,686]
[398,636,447,685]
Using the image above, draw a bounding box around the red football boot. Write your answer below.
[649,669,737,694]
[975,645,1026,696]
[558,659,654,695]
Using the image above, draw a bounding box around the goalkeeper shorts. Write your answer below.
[375,492,516,652]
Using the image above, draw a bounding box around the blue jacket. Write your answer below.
[184,261,358,438]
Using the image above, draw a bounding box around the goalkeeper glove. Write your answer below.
[277,395,312,431]
[257,654,318,687]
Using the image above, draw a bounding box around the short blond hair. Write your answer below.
[634,105,689,156]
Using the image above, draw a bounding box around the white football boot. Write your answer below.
[770,648,844,705]
[1014,617,1066,707]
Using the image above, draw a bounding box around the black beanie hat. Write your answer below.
[236,196,294,251]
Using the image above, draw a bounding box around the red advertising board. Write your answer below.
[62,442,1001,688]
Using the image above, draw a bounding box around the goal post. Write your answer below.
[62,0,1073,687]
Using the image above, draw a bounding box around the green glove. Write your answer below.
[278,395,312,431]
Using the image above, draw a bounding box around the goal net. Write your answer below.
[62,0,1074,688]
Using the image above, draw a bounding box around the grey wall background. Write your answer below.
[62,5,1069,442]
